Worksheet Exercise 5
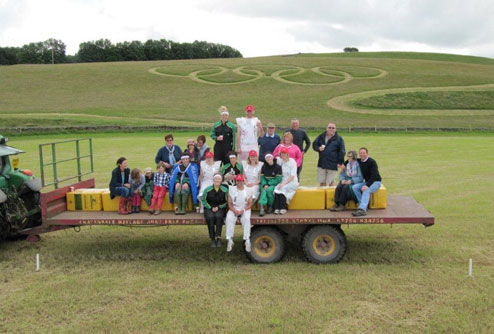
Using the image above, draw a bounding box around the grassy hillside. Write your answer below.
[1,52,494,131]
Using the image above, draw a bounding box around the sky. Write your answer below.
[1,0,493,58]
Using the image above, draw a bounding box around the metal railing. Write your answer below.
[39,138,94,189]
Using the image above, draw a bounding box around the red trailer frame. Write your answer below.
[23,178,435,263]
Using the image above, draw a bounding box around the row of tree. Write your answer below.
[0,38,243,65]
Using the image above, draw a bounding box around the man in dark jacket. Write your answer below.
[286,119,311,177]
[312,123,345,186]
[351,147,382,216]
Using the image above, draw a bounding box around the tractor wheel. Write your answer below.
[245,226,286,263]
[302,225,347,264]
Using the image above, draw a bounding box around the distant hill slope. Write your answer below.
[1,52,494,131]
[296,51,494,65]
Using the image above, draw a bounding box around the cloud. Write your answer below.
[0,0,493,57]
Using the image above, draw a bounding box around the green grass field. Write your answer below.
[2,52,494,131]
[1,131,493,333]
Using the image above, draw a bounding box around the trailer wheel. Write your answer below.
[302,225,346,264]
[245,227,286,263]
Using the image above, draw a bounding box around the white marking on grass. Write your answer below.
[36,253,40,272]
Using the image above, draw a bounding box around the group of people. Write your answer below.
[109,105,382,251]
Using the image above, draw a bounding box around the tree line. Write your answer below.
[0,38,243,65]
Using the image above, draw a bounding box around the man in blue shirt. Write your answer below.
[258,123,281,162]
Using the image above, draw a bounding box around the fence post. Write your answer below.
[51,143,58,189]
[76,140,82,182]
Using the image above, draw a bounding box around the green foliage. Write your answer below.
[17,38,66,64]
[0,46,20,65]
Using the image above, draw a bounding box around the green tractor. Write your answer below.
[0,134,42,240]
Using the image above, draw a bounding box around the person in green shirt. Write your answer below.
[258,153,282,216]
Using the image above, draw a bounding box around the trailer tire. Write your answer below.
[245,226,286,263]
[302,225,346,264]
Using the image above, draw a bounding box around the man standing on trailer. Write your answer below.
[211,106,236,165]
[312,123,345,186]
[237,105,264,161]
[225,174,253,253]
[352,147,382,216]
[258,123,281,163]
[286,118,311,177]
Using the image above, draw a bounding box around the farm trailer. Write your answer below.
[21,177,435,264]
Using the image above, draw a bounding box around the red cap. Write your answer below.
[245,105,254,112]
[280,147,289,154]
[205,151,214,158]
[248,150,258,157]
[235,174,245,182]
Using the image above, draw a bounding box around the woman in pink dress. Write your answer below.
[272,132,303,168]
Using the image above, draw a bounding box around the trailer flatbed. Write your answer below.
[23,179,434,264]
[45,195,434,227]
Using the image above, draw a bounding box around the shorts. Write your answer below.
[317,168,338,185]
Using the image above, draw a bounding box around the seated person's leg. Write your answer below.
[352,183,365,203]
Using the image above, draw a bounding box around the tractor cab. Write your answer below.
[0,134,42,240]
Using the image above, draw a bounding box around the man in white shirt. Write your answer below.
[237,105,264,161]
[225,174,253,252]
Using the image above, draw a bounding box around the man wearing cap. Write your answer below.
[211,106,236,165]
[258,123,281,163]
[169,154,199,215]
[225,174,253,252]
[312,123,346,187]
[286,119,311,177]
[237,105,264,161]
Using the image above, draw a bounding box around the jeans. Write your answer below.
[352,181,381,211]
[115,186,130,198]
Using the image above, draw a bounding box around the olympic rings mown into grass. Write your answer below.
[148,64,388,86]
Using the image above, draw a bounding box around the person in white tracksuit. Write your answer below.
[225,174,253,252]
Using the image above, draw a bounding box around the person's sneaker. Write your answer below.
[216,239,222,248]
[245,239,251,253]
[274,209,280,215]
[280,209,287,215]
[267,206,274,214]
[210,240,217,248]
[335,204,346,212]
[199,207,204,214]
[329,204,338,211]
[148,210,154,215]
[226,239,234,252]
[352,209,367,216]
[154,210,161,215]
